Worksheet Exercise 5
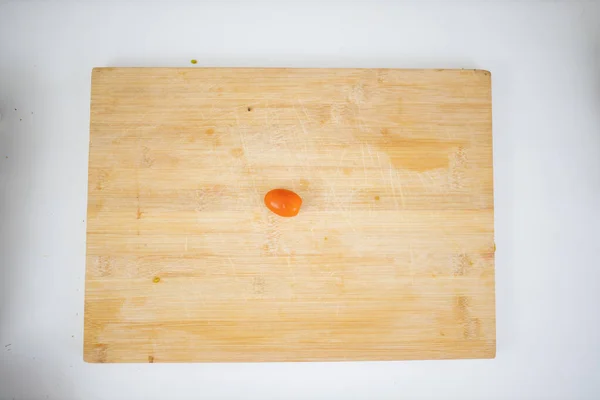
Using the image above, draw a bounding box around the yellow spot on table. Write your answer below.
[152,276,161,283]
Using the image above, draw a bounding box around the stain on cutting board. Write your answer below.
[375,128,464,172]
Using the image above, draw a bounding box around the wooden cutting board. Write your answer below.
[85,67,495,363]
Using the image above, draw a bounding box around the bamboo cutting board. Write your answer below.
[85,68,495,363]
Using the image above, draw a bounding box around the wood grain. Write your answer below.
[85,68,495,362]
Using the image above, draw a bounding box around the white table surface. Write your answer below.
[1,1,599,399]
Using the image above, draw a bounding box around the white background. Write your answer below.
[1,0,599,399]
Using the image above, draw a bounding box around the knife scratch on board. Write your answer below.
[292,103,311,173]
[376,152,385,182]
[298,99,312,122]
[287,256,296,283]
[297,100,313,157]
[227,257,239,282]
[238,123,259,203]
[416,171,428,191]
[396,170,406,209]
[366,144,375,164]
[388,167,400,210]
[337,148,348,170]
[360,145,368,184]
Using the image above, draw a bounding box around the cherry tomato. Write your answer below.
[264,189,302,217]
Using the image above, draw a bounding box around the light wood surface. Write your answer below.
[85,67,495,363]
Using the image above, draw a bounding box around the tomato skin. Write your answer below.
[264,189,303,217]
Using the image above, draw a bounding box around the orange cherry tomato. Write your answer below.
[264,189,302,217]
